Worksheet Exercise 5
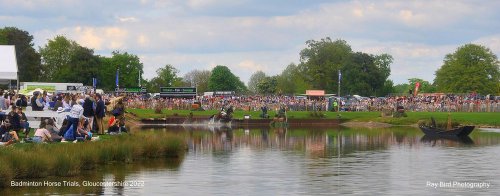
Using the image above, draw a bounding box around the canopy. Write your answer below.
[0,45,18,85]
[306,90,325,96]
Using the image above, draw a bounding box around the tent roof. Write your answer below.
[306,90,325,96]
[0,45,18,83]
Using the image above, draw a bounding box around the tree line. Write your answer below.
[1,27,499,95]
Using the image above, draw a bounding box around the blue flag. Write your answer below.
[116,68,119,87]
[92,78,97,88]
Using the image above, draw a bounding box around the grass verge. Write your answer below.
[0,132,186,187]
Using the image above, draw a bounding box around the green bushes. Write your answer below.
[0,132,186,187]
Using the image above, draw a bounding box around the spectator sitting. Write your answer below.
[52,96,63,111]
[16,94,28,107]
[17,106,30,138]
[32,123,52,143]
[31,92,44,111]
[1,120,20,144]
[107,115,126,134]
[8,105,21,135]
[45,118,63,142]
[76,117,91,141]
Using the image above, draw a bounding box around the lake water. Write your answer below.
[3,126,500,195]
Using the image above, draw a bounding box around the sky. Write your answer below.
[1,0,499,85]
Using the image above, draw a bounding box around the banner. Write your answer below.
[414,82,420,96]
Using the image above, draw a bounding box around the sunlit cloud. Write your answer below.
[4,0,499,85]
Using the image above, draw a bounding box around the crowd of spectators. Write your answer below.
[124,93,499,113]
[0,89,126,146]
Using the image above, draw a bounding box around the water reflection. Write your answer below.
[420,135,474,145]
[4,126,500,195]
[156,126,500,154]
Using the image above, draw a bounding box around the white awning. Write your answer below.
[0,45,18,84]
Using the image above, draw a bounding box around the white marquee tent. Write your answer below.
[0,45,18,86]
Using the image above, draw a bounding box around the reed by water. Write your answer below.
[0,132,186,187]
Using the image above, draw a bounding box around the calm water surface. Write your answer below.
[3,126,500,195]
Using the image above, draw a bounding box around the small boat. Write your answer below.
[419,117,475,137]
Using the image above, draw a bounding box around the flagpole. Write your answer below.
[337,69,341,119]
[116,68,119,88]
[116,68,120,95]
[138,70,141,87]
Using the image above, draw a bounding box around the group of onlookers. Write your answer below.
[0,89,127,146]
[122,93,499,113]
[345,94,499,112]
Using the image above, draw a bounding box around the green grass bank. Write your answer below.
[128,109,500,127]
[0,132,186,187]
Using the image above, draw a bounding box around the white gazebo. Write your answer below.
[0,45,18,89]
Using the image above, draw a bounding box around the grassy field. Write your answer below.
[127,108,500,127]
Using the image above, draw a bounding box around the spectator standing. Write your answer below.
[83,95,95,131]
[0,92,5,110]
[94,94,106,135]
[60,99,84,137]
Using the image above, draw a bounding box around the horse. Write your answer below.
[209,106,234,124]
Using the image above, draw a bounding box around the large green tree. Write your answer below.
[39,35,76,81]
[64,46,100,86]
[276,63,312,94]
[39,35,100,85]
[342,52,389,96]
[393,83,411,94]
[434,44,500,94]
[99,51,144,91]
[299,37,392,96]
[300,38,352,93]
[248,71,267,94]
[182,69,211,94]
[0,27,41,82]
[208,65,247,93]
[257,76,278,95]
[147,64,181,92]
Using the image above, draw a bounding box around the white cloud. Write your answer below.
[35,26,128,50]
[117,16,138,23]
[10,0,500,87]
[236,60,267,72]
[474,34,500,54]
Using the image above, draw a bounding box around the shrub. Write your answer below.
[0,158,13,188]
[154,104,163,114]
[309,111,326,118]
[78,145,99,170]
[24,153,51,178]
[53,153,81,177]
[143,137,163,158]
